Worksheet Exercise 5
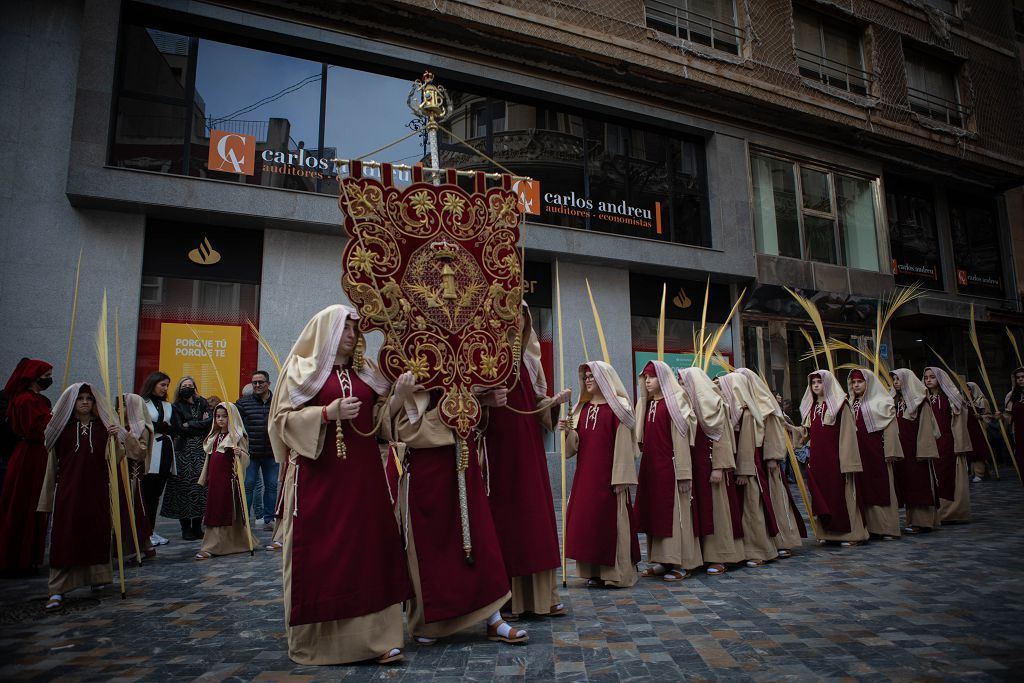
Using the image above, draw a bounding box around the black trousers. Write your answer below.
[142,473,168,535]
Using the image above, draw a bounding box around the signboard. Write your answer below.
[633,351,731,381]
[158,323,242,401]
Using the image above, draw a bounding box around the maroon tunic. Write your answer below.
[1011,397,1024,478]
[50,420,112,568]
[852,401,891,507]
[806,403,853,534]
[634,399,677,539]
[290,366,413,626]
[928,394,958,501]
[484,372,560,578]
[203,434,242,527]
[893,407,936,508]
[565,403,640,567]
[965,410,988,464]
[683,425,742,540]
[407,435,508,623]
[0,391,51,572]
[750,448,780,537]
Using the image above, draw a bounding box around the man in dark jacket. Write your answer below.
[236,370,276,528]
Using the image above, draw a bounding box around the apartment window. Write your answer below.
[905,49,965,127]
[751,153,880,270]
[793,9,868,95]
[470,100,507,139]
[924,0,957,16]
[645,0,742,55]
[885,177,943,289]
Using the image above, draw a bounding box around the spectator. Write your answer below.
[236,370,276,529]
[140,371,182,547]
[162,377,211,541]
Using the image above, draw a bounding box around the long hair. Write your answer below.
[140,371,171,401]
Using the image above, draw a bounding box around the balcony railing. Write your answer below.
[204,118,269,142]
[906,86,966,128]
[795,48,870,96]
[645,0,743,56]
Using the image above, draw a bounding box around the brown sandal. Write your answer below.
[375,649,403,664]
[663,569,689,582]
[640,564,667,578]
[706,563,727,575]
[548,603,567,616]
[194,551,213,561]
[487,620,529,644]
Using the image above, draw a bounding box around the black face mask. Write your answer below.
[37,377,53,390]
[179,387,196,399]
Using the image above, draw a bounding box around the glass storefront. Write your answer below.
[109,19,711,247]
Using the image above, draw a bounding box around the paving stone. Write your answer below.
[1,480,1023,680]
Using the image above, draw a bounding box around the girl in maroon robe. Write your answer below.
[923,367,971,523]
[799,370,867,546]
[195,403,256,560]
[269,305,416,664]
[38,383,121,610]
[847,369,903,539]
[562,361,640,588]
[889,369,940,533]
[677,367,743,574]
[481,304,571,616]
[0,358,53,575]
[964,383,992,482]
[1003,367,1024,483]
[634,361,700,581]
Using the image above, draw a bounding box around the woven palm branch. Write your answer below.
[246,319,282,374]
[798,328,820,371]
[702,288,746,374]
[785,287,833,373]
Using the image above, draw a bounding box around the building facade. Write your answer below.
[2,0,1022,431]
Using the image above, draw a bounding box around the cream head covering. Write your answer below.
[846,368,895,434]
[44,382,119,451]
[736,367,783,421]
[965,381,986,407]
[204,402,247,453]
[269,305,390,461]
[800,370,847,427]
[1005,367,1024,406]
[520,302,547,400]
[123,393,151,440]
[890,368,928,419]
[718,371,765,446]
[570,361,635,431]
[676,366,728,442]
[922,366,964,414]
[635,360,696,444]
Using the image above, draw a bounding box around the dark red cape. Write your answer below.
[203,435,241,527]
[749,448,780,537]
[853,406,891,507]
[929,395,957,501]
[965,410,988,464]
[893,413,937,507]
[49,420,112,568]
[406,438,509,623]
[807,405,853,533]
[634,399,677,538]
[484,372,560,578]
[0,390,51,571]
[290,367,413,626]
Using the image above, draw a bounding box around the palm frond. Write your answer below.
[785,287,833,373]
[696,277,710,369]
[798,328,820,370]
[188,324,229,400]
[703,289,746,373]
[657,283,666,363]
[578,319,590,362]
[585,279,611,365]
[246,319,282,374]
[1007,327,1023,367]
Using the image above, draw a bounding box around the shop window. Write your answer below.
[135,222,263,401]
[645,0,742,55]
[904,48,965,127]
[751,153,880,270]
[949,193,1005,298]
[793,8,869,95]
[885,177,943,289]
[470,101,507,138]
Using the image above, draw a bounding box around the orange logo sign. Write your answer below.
[957,269,968,286]
[512,178,540,215]
[188,237,221,266]
[208,130,256,176]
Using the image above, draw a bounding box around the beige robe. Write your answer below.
[761,417,803,550]
[198,443,258,556]
[905,402,941,529]
[644,419,702,571]
[275,399,404,665]
[395,402,510,638]
[803,408,868,543]
[939,411,971,523]
[735,411,778,562]
[697,428,745,564]
[565,414,639,587]
[863,420,904,538]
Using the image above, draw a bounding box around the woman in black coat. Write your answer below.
[161,376,212,540]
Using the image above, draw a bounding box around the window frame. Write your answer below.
[792,7,870,96]
[903,46,967,128]
[644,0,743,56]
[750,150,882,270]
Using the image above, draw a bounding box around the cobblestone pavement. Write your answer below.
[1,479,1022,682]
